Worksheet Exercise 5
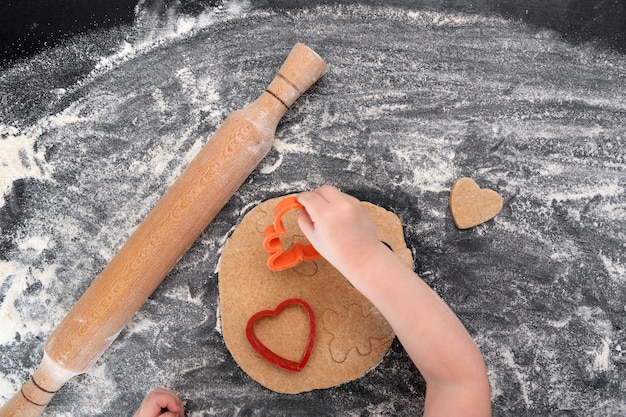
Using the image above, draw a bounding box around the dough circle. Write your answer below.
[219,195,413,393]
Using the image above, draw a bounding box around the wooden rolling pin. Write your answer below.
[0,42,326,417]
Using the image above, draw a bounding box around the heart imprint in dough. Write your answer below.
[450,177,503,229]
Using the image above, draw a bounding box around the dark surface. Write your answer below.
[1,1,625,416]
[1,0,625,68]
[0,0,136,68]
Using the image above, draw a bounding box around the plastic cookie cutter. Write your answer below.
[246,298,316,372]
[263,195,322,271]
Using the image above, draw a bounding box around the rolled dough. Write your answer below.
[218,195,413,394]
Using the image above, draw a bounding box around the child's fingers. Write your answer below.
[297,206,314,235]
[152,389,182,411]
[297,185,340,209]
[296,190,327,219]
[135,388,183,417]
[312,184,342,201]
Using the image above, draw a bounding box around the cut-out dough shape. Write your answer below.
[246,298,315,372]
[322,304,393,363]
[450,177,503,229]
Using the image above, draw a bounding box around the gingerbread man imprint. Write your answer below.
[322,304,393,363]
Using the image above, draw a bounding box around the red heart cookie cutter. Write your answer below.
[263,196,321,271]
[246,298,316,372]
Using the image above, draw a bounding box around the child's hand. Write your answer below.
[133,388,184,417]
[297,185,385,279]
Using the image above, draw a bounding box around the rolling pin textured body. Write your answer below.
[0,43,326,417]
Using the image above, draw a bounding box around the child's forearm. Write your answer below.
[295,185,491,415]
[342,243,492,416]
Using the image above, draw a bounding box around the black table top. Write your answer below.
[1,1,625,416]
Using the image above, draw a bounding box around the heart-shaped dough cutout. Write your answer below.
[246,298,315,372]
[450,177,503,229]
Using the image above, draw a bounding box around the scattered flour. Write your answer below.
[0,261,58,344]
[591,337,611,373]
[0,124,46,203]
[499,347,533,407]
[175,67,221,112]
[0,93,114,208]
[214,303,222,334]
[151,88,168,113]
[17,235,51,253]
[69,361,118,415]
[260,138,315,174]
[546,181,623,203]
[0,378,15,404]
[599,253,626,283]
[88,0,254,80]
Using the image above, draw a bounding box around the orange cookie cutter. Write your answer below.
[263,196,322,271]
